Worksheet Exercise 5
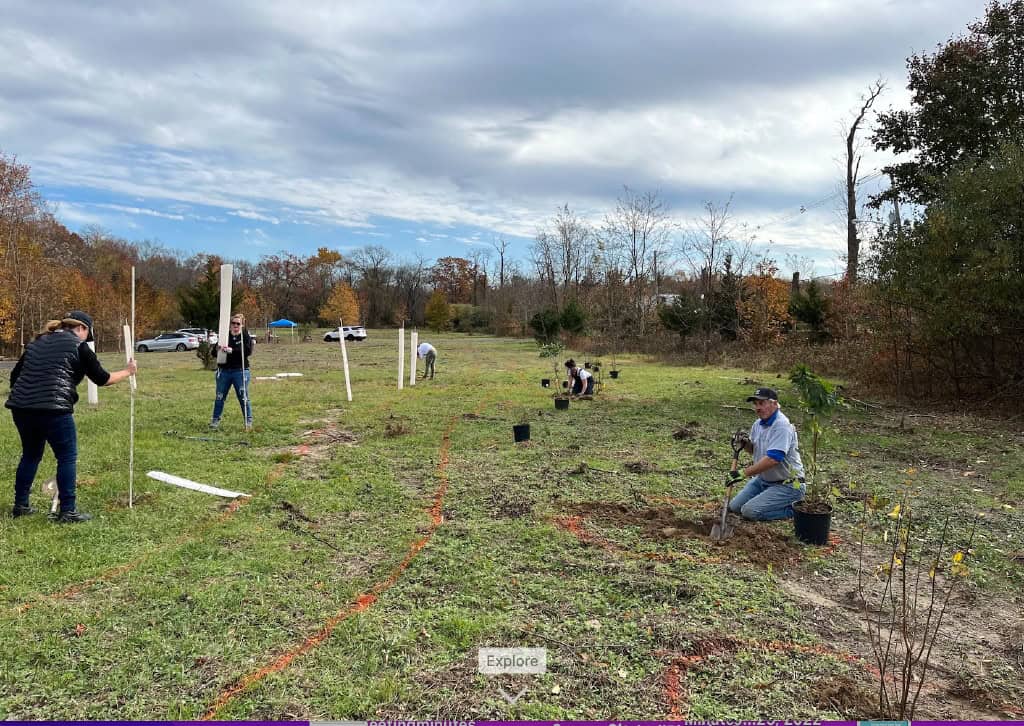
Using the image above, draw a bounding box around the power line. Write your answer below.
[749,169,886,232]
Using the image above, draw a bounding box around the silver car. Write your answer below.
[136,332,199,352]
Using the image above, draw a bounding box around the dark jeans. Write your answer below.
[11,409,79,512]
[572,377,594,395]
[211,368,252,424]
[423,352,436,379]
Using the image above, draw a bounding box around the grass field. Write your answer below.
[1,331,1022,720]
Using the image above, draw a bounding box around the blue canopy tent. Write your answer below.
[268,318,298,342]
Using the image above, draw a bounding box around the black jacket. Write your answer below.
[218,330,254,370]
[7,330,110,413]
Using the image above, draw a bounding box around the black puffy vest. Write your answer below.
[6,331,86,412]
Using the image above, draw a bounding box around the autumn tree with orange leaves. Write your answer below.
[738,259,792,345]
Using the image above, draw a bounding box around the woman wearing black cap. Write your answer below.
[5,311,138,523]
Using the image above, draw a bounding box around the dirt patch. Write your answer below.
[489,489,534,519]
[109,491,157,509]
[384,421,411,438]
[566,502,806,567]
[302,426,358,445]
[625,460,656,473]
[811,674,880,717]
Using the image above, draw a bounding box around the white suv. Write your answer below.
[178,328,218,345]
[324,326,367,342]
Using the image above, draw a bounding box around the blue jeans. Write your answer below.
[211,369,252,424]
[11,409,79,512]
[728,475,805,521]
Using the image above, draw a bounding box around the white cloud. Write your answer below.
[1,0,992,263]
[230,209,280,224]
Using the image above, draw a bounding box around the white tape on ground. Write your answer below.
[147,471,248,499]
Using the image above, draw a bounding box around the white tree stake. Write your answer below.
[123,322,135,509]
[409,330,418,386]
[240,321,252,431]
[398,324,405,390]
[217,263,233,365]
[147,471,247,499]
[338,319,352,402]
[87,341,99,404]
[128,267,137,391]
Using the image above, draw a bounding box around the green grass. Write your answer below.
[1,331,1021,720]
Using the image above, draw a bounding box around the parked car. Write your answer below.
[323,325,368,342]
[136,332,200,352]
[178,328,218,345]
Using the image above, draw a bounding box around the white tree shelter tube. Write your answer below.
[338,319,352,402]
[409,330,418,386]
[123,322,136,508]
[147,471,248,499]
[130,265,137,391]
[217,263,233,365]
[87,341,98,404]
[397,324,405,390]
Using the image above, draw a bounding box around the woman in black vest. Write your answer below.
[6,311,137,523]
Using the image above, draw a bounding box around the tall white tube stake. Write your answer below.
[338,319,352,402]
[398,325,405,390]
[87,341,99,404]
[409,330,418,386]
[130,266,136,385]
[123,322,135,508]
[217,263,233,364]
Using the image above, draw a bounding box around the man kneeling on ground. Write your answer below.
[727,387,805,521]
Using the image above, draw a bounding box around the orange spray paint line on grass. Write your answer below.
[552,514,716,564]
[201,404,473,719]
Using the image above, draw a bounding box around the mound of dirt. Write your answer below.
[625,460,656,473]
[566,502,805,567]
[302,426,357,445]
[811,675,879,718]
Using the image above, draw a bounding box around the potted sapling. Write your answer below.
[788,364,844,545]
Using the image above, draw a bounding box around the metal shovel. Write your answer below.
[710,434,744,543]
[42,478,59,516]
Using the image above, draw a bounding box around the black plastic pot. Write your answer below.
[541,378,550,387]
[513,423,531,442]
[584,361,591,368]
[554,397,570,410]
[609,370,619,379]
[793,504,832,545]
[562,380,569,388]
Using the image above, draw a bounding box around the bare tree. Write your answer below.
[531,204,590,308]
[602,187,674,336]
[490,236,510,289]
[529,230,558,307]
[845,79,886,282]
[682,196,739,296]
[467,248,491,305]
[351,245,395,326]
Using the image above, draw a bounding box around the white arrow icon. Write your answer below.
[498,685,528,704]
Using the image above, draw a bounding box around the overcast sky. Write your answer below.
[0,0,991,277]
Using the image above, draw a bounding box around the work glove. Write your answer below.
[730,430,751,452]
[725,470,744,486]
